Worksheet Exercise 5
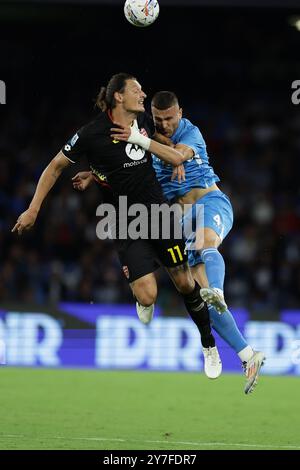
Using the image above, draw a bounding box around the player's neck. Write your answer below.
[111,108,137,127]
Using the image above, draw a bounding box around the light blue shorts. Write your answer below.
[182,190,234,267]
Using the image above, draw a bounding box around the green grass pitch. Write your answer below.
[0,368,299,450]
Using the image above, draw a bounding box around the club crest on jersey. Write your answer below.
[125,143,145,161]
[122,266,130,279]
[140,128,148,137]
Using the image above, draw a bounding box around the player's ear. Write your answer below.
[179,108,183,119]
[114,91,123,104]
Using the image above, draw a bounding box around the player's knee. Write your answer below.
[137,292,157,307]
[135,284,157,306]
[173,275,195,295]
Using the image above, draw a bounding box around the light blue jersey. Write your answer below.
[152,117,233,262]
[152,118,220,202]
[152,119,248,356]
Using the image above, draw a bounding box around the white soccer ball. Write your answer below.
[124,0,160,28]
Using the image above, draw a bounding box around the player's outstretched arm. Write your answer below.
[12,151,70,235]
[110,123,185,166]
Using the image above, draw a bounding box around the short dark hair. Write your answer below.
[151,91,179,110]
[96,72,136,112]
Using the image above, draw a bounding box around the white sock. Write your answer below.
[238,345,254,363]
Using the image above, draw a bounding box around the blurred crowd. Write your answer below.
[1,93,299,313]
[0,5,300,313]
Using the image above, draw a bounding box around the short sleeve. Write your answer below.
[61,127,87,163]
[178,125,205,157]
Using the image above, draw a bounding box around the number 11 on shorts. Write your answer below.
[168,245,184,263]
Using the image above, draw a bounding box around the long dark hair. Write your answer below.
[95,73,136,112]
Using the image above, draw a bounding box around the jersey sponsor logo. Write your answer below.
[125,143,146,161]
[70,133,79,146]
[64,133,79,153]
[112,139,119,144]
[124,158,147,168]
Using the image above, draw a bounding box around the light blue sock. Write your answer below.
[201,248,225,290]
[208,305,248,353]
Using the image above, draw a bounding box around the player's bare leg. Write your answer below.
[130,272,157,324]
[166,263,222,379]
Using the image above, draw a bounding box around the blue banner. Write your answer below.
[0,304,300,375]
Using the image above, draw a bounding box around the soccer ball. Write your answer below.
[124,0,160,28]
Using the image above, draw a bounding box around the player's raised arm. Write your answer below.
[110,123,185,166]
[12,151,70,235]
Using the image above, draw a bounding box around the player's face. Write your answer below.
[121,79,147,113]
[151,105,182,137]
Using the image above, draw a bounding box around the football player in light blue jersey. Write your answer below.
[151,91,265,394]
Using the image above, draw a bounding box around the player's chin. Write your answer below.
[136,103,145,112]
